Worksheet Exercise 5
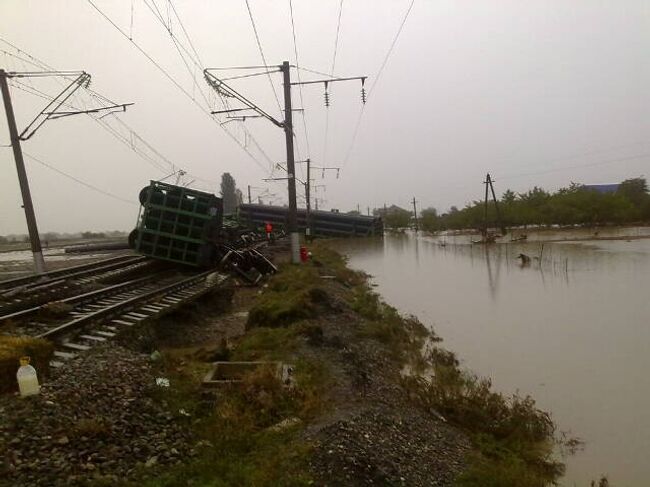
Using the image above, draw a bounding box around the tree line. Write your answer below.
[378,178,650,231]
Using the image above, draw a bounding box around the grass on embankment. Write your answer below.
[130,261,336,487]
[313,241,566,486]
[131,240,564,487]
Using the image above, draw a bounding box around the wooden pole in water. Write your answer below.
[412,197,418,232]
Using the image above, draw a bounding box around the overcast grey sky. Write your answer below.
[1,0,649,234]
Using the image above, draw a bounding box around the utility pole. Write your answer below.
[483,173,506,236]
[357,203,360,213]
[247,185,252,204]
[0,69,45,274]
[204,64,366,263]
[281,61,300,263]
[305,158,311,238]
[367,207,370,216]
[412,197,419,232]
[1,69,130,275]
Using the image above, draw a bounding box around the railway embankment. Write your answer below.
[0,240,564,486]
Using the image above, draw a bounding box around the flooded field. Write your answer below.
[336,228,650,486]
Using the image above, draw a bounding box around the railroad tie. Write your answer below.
[79,334,107,342]
[61,342,91,351]
[94,330,116,338]
[111,319,135,327]
[53,350,76,360]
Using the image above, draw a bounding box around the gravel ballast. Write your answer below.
[0,345,192,487]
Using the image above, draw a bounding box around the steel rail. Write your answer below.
[0,273,166,324]
[39,270,225,340]
[0,254,138,291]
[15,256,149,293]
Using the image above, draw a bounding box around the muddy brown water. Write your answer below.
[335,228,650,487]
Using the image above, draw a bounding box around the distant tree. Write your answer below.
[220,173,238,214]
[501,189,516,204]
[42,232,61,242]
[420,207,439,232]
[81,231,106,239]
[383,206,411,229]
[235,188,244,207]
[617,177,648,208]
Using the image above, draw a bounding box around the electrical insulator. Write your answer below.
[324,81,330,107]
[361,87,367,104]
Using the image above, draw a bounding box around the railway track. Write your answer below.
[0,240,274,370]
[0,254,138,292]
[1,269,228,368]
[0,256,156,315]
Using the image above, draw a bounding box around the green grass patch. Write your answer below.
[136,352,328,487]
[403,349,564,486]
[349,283,432,368]
[247,263,324,328]
[231,326,299,361]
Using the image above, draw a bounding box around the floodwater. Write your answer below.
[336,229,650,487]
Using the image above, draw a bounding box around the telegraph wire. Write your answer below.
[330,0,344,76]
[23,151,137,206]
[295,66,340,79]
[497,152,650,181]
[2,39,224,185]
[244,0,283,115]
[368,0,415,97]
[168,0,204,66]
[7,72,219,186]
[288,0,311,167]
[142,0,211,106]
[85,0,272,174]
[140,0,277,174]
[342,0,415,167]
[7,78,172,175]
[323,0,344,168]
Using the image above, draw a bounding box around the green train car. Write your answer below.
[129,181,224,267]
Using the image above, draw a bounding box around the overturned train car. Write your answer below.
[128,181,228,267]
[238,204,383,237]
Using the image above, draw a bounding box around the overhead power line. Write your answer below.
[343,0,415,167]
[7,77,174,176]
[330,0,344,76]
[288,0,311,179]
[23,151,136,205]
[323,0,345,170]
[498,152,650,181]
[85,0,274,173]
[3,46,219,187]
[140,0,277,175]
[244,0,283,115]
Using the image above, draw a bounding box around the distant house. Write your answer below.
[583,183,620,194]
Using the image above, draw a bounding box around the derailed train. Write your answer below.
[129,181,275,281]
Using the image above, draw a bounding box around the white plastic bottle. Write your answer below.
[16,356,40,397]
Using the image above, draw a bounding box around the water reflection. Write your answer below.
[336,230,650,486]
